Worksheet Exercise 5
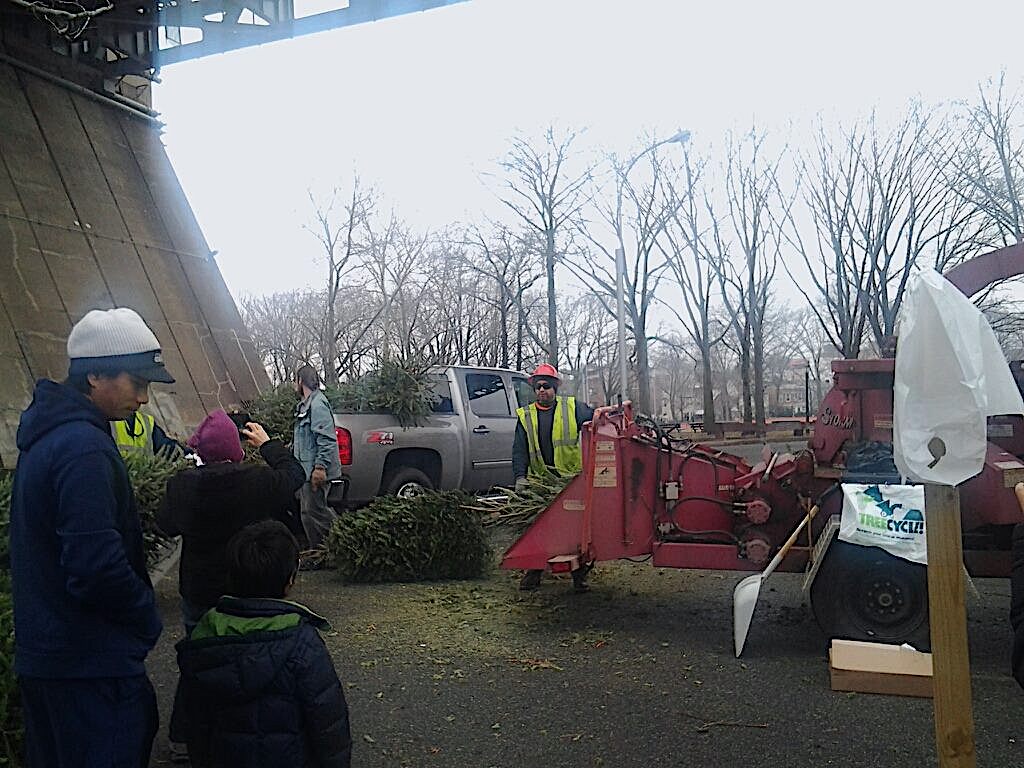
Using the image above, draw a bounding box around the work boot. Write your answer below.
[572,571,590,593]
[519,569,542,591]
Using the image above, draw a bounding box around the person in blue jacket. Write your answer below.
[176,520,352,768]
[292,364,342,558]
[10,307,173,767]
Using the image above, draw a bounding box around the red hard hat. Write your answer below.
[528,363,561,384]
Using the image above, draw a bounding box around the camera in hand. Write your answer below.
[227,411,252,431]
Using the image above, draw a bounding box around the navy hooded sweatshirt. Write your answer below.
[11,379,162,678]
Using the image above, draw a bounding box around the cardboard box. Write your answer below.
[829,639,933,698]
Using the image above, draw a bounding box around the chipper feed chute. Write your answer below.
[501,404,656,573]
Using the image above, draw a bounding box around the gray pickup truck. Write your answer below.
[330,365,532,507]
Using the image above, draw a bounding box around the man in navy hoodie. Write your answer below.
[11,307,174,767]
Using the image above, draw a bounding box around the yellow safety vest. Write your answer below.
[516,396,581,476]
[111,412,155,455]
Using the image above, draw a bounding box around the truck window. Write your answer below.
[512,377,534,409]
[429,375,455,414]
[466,373,511,416]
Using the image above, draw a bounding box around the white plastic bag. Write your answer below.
[839,483,927,564]
[893,269,1024,486]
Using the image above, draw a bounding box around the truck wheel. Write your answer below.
[382,467,434,499]
[810,540,931,651]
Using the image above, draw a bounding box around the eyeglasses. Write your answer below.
[534,382,553,391]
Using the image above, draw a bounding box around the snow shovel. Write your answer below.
[733,504,819,657]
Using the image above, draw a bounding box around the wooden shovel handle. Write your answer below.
[762,504,820,577]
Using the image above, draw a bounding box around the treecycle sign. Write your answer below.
[839,483,927,565]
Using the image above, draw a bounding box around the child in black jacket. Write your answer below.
[176,520,352,768]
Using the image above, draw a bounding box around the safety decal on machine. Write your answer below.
[593,465,617,487]
[563,499,585,511]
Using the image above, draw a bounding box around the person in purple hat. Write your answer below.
[156,408,306,762]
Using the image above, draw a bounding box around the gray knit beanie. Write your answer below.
[67,308,175,384]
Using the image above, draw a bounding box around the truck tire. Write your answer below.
[810,540,931,651]
[382,467,434,499]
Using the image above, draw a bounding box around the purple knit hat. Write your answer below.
[188,409,244,464]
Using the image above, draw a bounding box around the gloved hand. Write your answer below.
[311,466,327,491]
[514,476,529,493]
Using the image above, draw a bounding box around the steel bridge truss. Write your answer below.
[0,0,467,83]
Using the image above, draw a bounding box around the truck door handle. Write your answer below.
[472,426,491,434]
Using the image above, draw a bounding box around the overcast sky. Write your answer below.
[154,0,1024,300]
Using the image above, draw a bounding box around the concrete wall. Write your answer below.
[0,60,269,467]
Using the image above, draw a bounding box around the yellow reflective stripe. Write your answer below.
[112,413,154,452]
[552,397,581,475]
[516,405,547,475]
[550,396,579,447]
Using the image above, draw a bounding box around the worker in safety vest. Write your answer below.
[111,410,188,457]
[512,363,594,592]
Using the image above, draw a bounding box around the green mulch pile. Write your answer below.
[327,490,492,583]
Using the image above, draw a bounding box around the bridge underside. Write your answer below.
[0,0,468,465]
[0,56,267,466]
[0,0,468,88]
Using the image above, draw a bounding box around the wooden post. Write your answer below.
[924,483,976,768]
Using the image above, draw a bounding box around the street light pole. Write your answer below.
[614,129,691,407]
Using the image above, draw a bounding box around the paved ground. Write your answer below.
[146,546,1023,768]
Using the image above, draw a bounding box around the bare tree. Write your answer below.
[782,107,981,357]
[305,180,375,384]
[558,293,616,403]
[649,338,700,422]
[714,128,788,425]
[658,147,729,432]
[569,138,683,413]
[460,224,545,368]
[494,126,592,365]
[240,290,321,384]
[948,74,1024,245]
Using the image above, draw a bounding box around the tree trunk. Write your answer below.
[635,334,651,414]
[753,328,766,427]
[740,341,752,424]
[546,230,558,365]
[701,345,716,432]
[324,291,340,386]
[497,282,509,369]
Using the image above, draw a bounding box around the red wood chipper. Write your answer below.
[501,243,1024,651]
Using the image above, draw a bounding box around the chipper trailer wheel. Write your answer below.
[809,540,931,652]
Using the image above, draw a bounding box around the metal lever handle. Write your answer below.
[472,426,491,434]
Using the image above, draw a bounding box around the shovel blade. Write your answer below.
[732,573,764,657]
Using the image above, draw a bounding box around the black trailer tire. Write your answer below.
[382,467,434,499]
[810,540,931,651]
